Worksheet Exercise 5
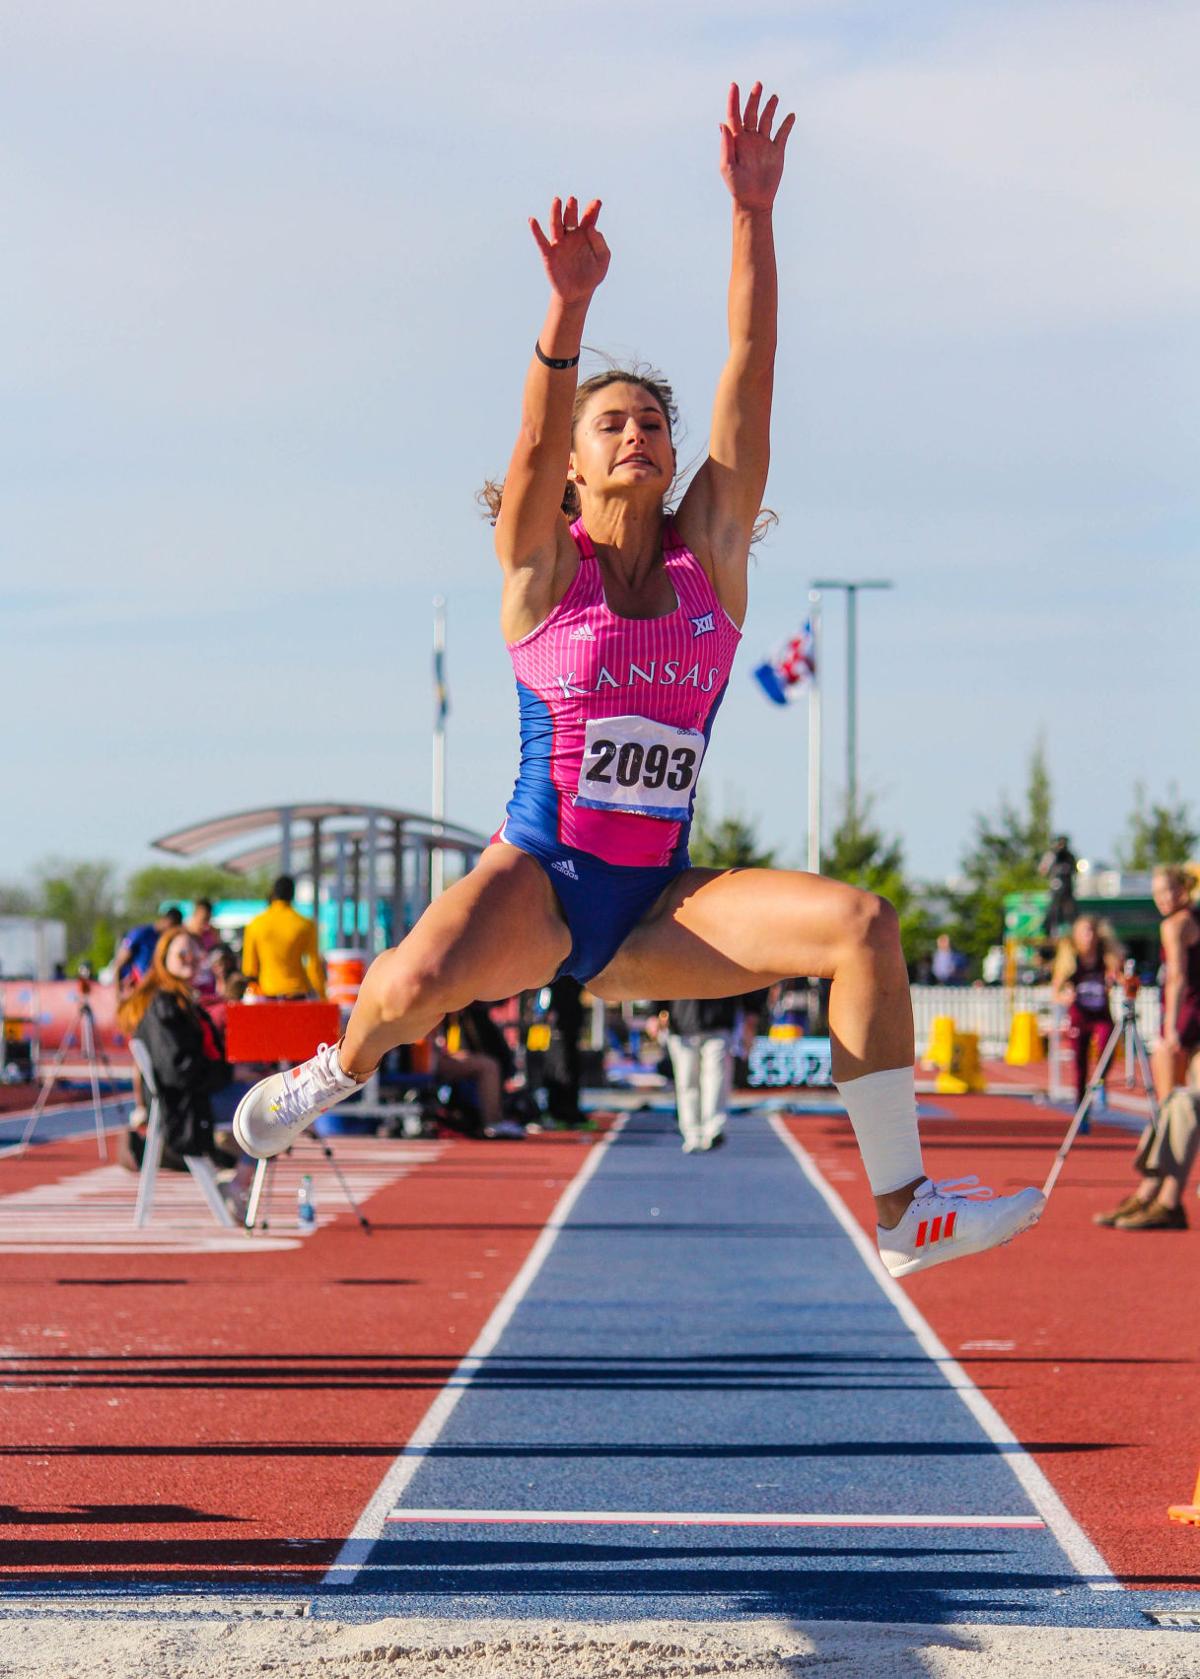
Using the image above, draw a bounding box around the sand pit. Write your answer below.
[0,1612,1197,1679]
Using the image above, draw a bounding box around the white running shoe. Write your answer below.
[232,1042,359,1160]
[877,1176,1045,1279]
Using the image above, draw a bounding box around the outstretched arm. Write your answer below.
[678,82,794,623]
[494,197,610,599]
[1162,916,1185,1049]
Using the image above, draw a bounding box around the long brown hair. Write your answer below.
[1051,916,1121,990]
[117,928,196,1037]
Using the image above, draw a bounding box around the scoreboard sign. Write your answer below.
[747,1035,833,1088]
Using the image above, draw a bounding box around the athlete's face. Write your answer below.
[164,935,200,983]
[1072,918,1096,958]
[1153,874,1187,918]
[569,383,675,501]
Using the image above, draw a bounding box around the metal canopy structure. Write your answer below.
[152,802,487,958]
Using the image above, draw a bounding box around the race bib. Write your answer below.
[576,714,705,820]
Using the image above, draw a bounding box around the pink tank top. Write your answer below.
[501,518,741,868]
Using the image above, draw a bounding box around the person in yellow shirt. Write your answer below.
[241,876,326,1000]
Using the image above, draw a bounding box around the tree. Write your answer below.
[32,859,120,967]
[950,738,1056,969]
[688,793,776,870]
[122,863,265,926]
[1115,782,1198,871]
[823,798,933,969]
[0,881,36,915]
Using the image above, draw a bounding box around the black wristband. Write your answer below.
[534,340,580,371]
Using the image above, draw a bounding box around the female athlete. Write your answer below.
[234,82,1043,1277]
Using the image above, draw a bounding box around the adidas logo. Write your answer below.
[570,624,596,641]
[914,1211,957,1248]
[550,858,580,881]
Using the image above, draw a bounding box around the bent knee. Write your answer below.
[367,949,468,1022]
[841,888,900,955]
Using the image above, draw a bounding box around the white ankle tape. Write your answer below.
[835,1065,924,1196]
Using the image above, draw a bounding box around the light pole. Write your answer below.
[431,596,447,899]
[809,577,893,825]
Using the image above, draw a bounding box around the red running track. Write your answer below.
[784,1094,1200,1592]
[0,1127,608,1587]
[5,1098,1198,1596]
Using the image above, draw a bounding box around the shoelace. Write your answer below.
[269,1042,336,1128]
[929,1175,995,1202]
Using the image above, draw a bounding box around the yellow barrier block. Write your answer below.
[924,1015,957,1070]
[1005,1011,1044,1066]
[935,1030,986,1094]
[526,1024,552,1053]
[769,1024,803,1040]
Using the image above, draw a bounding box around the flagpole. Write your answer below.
[807,589,822,875]
[431,595,446,900]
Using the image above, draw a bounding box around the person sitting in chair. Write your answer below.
[116,927,254,1209]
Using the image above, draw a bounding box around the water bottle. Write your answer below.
[297,1173,317,1234]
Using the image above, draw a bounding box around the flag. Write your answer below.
[433,643,449,726]
[753,620,815,706]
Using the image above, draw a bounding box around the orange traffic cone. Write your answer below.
[1168,1466,1200,1526]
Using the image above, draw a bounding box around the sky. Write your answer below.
[3,0,1197,891]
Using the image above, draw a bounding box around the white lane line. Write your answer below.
[0,1142,443,1255]
[384,1508,1045,1530]
[321,1116,627,1585]
[767,1112,1118,1592]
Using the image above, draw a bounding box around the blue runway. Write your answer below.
[316,1107,1157,1630]
[0,1097,128,1147]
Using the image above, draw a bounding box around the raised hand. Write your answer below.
[529,196,611,303]
[719,82,794,211]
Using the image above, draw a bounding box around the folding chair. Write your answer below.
[130,1038,236,1229]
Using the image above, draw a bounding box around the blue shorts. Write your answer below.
[500,830,686,985]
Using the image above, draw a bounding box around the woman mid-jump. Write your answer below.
[234,82,1043,1278]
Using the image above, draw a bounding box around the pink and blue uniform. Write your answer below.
[497,517,741,982]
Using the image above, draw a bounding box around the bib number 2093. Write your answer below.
[576,716,705,820]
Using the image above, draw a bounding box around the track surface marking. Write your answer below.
[317,1108,1154,1628]
[1,1129,606,1588]
[788,1094,1200,1593]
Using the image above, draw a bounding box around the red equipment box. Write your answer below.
[224,1001,341,1064]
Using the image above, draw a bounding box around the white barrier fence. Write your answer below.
[909,984,1162,1061]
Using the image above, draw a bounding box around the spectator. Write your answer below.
[931,934,963,986]
[657,992,764,1153]
[204,945,249,1036]
[115,927,253,1211]
[539,976,586,1127]
[435,1002,523,1138]
[1039,835,1078,936]
[1151,864,1200,1104]
[241,876,326,1000]
[1051,916,1122,1111]
[184,897,221,1000]
[115,907,183,996]
[1095,1087,1198,1232]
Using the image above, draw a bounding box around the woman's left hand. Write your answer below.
[719,81,794,210]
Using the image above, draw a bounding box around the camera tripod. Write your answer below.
[1043,968,1158,1199]
[243,1133,371,1235]
[0,980,118,1161]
